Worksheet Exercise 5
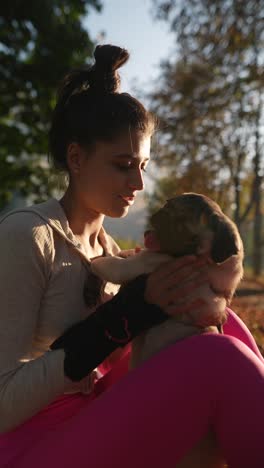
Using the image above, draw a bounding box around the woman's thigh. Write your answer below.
[17,334,264,468]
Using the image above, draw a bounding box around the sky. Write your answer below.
[84,0,175,97]
[84,0,176,240]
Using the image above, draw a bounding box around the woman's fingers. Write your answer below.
[145,255,208,307]
[158,276,208,310]
[163,265,208,291]
[150,255,198,282]
[145,256,201,300]
[118,249,137,258]
[168,274,208,301]
[144,253,214,319]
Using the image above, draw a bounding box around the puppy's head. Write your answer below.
[150,192,244,299]
[150,193,242,258]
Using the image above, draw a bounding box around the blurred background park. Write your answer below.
[1,0,264,350]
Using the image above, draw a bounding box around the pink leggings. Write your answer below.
[1,310,264,468]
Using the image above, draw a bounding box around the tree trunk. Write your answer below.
[252,99,262,276]
[252,176,262,276]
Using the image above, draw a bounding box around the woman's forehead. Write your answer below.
[94,131,151,158]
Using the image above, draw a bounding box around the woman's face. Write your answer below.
[68,128,151,218]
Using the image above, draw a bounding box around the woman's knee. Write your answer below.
[155,333,263,373]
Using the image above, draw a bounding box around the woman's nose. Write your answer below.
[128,168,144,191]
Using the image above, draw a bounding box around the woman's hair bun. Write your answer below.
[94,44,129,72]
[91,44,129,93]
[56,45,129,106]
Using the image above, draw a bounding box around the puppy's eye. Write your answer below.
[210,286,231,301]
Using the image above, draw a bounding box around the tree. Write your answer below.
[150,0,264,274]
[0,0,101,209]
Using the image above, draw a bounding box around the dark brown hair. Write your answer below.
[49,44,155,172]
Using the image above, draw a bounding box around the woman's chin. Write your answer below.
[104,206,130,218]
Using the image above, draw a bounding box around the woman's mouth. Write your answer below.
[119,195,135,206]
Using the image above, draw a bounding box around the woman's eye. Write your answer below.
[115,163,132,171]
[114,162,148,172]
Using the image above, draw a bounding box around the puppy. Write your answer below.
[91,193,244,368]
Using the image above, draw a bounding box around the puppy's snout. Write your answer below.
[190,306,227,328]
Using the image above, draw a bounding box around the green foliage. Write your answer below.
[0,0,101,210]
[151,0,263,215]
[113,238,139,250]
[151,0,264,273]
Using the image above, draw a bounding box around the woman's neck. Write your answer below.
[59,190,104,250]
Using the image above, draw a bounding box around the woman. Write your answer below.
[0,44,263,468]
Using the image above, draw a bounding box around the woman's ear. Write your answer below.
[66,142,83,175]
[144,230,161,251]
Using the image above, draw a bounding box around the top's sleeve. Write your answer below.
[224,307,264,362]
[0,213,66,433]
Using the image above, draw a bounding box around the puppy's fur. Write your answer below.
[91,193,244,368]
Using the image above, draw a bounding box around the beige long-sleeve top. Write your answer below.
[0,198,120,433]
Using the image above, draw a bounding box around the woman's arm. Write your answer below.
[51,256,211,381]
[0,213,67,433]
[223,307,264,362]
[90,250,172,284]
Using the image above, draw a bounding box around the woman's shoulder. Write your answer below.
[0,200,55,249]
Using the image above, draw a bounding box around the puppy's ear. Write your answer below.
[211,217,241,263]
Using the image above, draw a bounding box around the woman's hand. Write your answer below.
[144,255,210,317]
[117,247,141,258]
